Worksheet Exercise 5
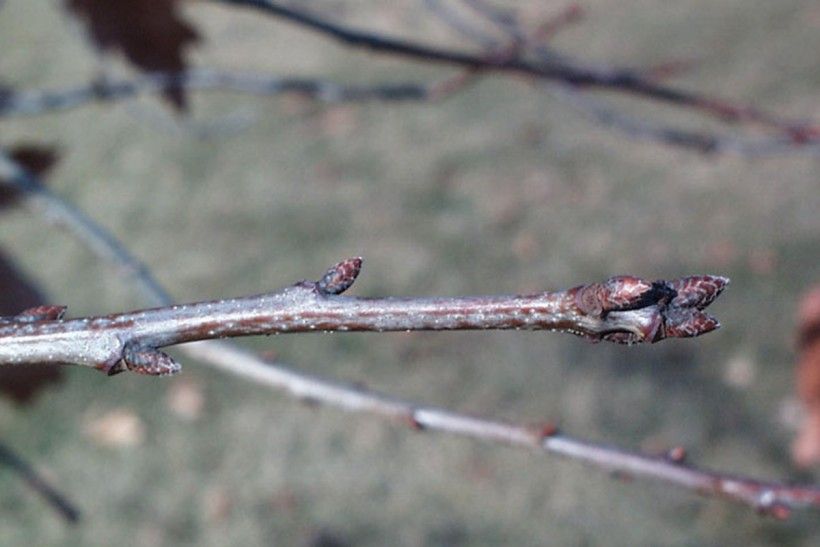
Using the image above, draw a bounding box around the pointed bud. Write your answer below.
[123,346,181,376]
[664,309,720,338]
[15,305,67,322]
[668,275,729,310]
[317,257,362,296]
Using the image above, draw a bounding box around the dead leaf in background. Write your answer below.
[64,0,200,109]
[83,408,145,448]
[0,251,64,404]
[792,285,820,467]
[0,145,59,208]
[0,145,64,403]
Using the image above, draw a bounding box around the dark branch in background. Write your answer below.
[3,152,820,517]
[428,0,820,155]
[0,256,727,375]
[212,0,708,106]
[211,0,820,141]
[0,441,80,524]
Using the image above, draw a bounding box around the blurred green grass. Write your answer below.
[1,0,819,545]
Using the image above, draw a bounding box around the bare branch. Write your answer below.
[0,256,727,375]
[211,0,819,133]
[0,441,80,523]
[2,151,818,517]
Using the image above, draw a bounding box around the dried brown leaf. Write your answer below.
[64,0,200,109]
[0,250,63,404]
[0,145,59,209]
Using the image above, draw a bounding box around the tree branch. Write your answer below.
[0,257,727,375]
[1,151,818,517]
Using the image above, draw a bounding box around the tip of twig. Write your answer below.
[317,257,363,295]
[579,274,728,344]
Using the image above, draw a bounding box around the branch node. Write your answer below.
[14,305,67,322]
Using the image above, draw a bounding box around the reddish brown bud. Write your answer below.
[317,257,362,296]
[123,346,181,376]
[15,305,67,322]
[666,446,687,463]
[668,275,729,310]
[664,309,720,338]
[539,423,560,439]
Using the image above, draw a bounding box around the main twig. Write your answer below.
[0,257,727,375]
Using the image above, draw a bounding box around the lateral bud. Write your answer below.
[317,257,363,296]
[14,306,66,323]
[122,345,181,376]
[6,305,67,322]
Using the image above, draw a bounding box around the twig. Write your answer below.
[3,153,819,518]
[0,256,727,375]
[0,441,80,523]
[0,69,431,118]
